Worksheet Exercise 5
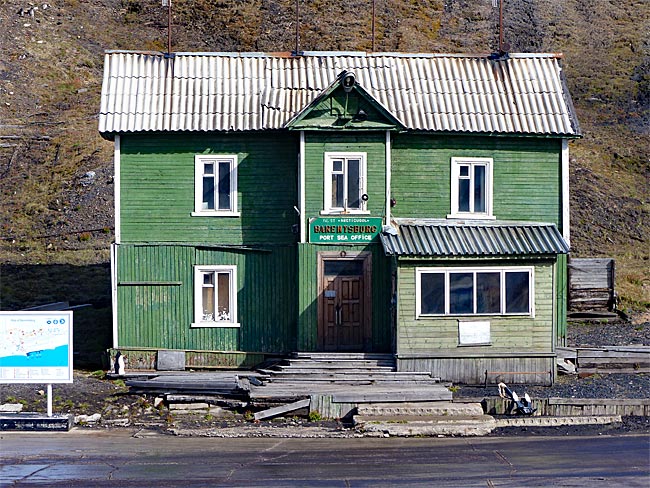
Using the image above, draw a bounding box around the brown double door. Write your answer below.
[318,252,371,352]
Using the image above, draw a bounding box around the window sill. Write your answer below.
[320,210,371,216]
[191,322,241,328]
[417,313,532,319]
[446,213,496,220]
[191,211,241,218]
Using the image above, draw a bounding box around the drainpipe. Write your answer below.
[299,131,306,243]
[385,130,392,225]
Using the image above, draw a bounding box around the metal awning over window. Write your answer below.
[380,220,569,257]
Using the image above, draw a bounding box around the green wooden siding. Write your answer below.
[119,132,298,245]
[296,243,393,352]
[117,244,296,352]
[303,132,386,219]
[391,134,563,229]
[396,259,555,357]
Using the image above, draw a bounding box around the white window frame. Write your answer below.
[192,155,240,217]
[415,266,534,318]
[192,265,239,328]
[448,157,495,219]
[322,152,369,215]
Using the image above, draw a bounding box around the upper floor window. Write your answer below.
[192,265,239,327]
[449,157,494,219]
[193,155,239,217]
[323,152,367,214]
[416,266,534,317]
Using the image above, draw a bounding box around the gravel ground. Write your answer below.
[455,317,650,401]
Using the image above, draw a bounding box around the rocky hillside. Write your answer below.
[0,0,648,311]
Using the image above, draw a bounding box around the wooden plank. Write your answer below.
[253,398,311,421]
[548,398,650,406]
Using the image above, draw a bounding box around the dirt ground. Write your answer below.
[1,318,648,436]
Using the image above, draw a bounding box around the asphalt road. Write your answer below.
[1,431,648,487]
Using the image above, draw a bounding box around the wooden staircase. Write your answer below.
[248,352,451,404]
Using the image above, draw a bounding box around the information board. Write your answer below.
[0,311,73,383]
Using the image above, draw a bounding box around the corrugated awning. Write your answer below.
[380,220,569,257]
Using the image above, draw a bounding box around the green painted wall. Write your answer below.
[116,244,296,352]
[119,132,299,245]
[296,243,393,352]
[303,132,386,219]
[395,259,556,357]
[391,135,563,230]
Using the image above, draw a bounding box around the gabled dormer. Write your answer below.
[286,71,405,131]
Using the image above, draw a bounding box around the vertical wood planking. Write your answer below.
[117,244,296,353]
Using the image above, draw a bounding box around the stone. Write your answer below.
[0,403,24,413]
[74,413,101,424]
[156,350,186,371]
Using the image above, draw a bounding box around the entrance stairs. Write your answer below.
[248,352,492,434]
[251,352,448,401]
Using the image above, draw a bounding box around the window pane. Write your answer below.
[332,173,344,208]
[458,179,470,212]
[450,272,473,314]
[202,176,215,210]
[474,165,486,212]
[420,273,445,314]
[476,272,501,313]
[218,161,231,210]
[506,271,530,313]
[202,272,215,321]
[347,159,361,209]
[459,165,470,177]
[217,272,231,321]
[324,260,363,276]
[204,163,214,175]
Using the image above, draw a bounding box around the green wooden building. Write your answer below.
[99,51,580,383]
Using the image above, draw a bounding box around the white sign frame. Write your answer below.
[0,311,73,384]
[458,320,491,346]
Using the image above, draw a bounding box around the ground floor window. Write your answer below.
[193,265,239,327]
[416,266,533,317]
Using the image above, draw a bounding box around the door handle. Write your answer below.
[335,303,342,326]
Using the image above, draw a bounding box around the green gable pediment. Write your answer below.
[286,71,405,131]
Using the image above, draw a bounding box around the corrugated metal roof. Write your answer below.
[99,51,581,136]
[380,220,570,257]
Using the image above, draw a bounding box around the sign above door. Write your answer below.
[309,217,383,244]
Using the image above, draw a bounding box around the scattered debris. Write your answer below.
[498,382,536,415]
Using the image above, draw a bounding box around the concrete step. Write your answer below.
[354,414,497,437]
[274,366,396,373]
[264,371,432,380]
[290,352,394,361]
[282,360,396,369]
[357,401,484,417]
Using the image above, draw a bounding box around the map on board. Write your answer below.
[0,311,73,383]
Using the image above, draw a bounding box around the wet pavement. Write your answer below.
[1,430,648,486]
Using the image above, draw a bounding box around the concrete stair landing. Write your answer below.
[354,401,496,437]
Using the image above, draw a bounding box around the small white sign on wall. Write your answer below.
[458,320,491,346]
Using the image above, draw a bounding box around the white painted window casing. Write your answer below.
[192,155,240,217]
[448,157,495,219]
[192,265,239,328]
[416,266,535,318]
[322,152,369,215]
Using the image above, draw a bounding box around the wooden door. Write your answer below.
[318,254,371,351]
